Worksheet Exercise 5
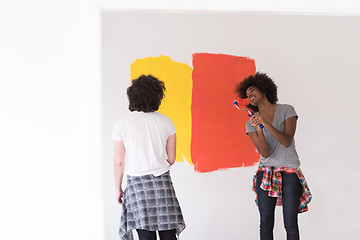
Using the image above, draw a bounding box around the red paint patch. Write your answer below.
[191,53,259,172]
[236,98,251,107]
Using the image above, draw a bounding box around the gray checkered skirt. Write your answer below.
[118,171,186,240]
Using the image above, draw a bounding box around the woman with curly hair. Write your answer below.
[235,72,311,240]
[112,75,185,240]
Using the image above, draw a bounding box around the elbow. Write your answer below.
[114,158,124,168]
[167,158,175,166]
[260,150,270,158]
[283,136,294,148]
[283,141,293,148]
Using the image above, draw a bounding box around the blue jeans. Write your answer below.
[136,229,177,240]
[255,171,302,240]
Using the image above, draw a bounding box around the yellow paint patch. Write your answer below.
[130,55,193,165]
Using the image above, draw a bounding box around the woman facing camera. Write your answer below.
[112,75,185,240]
[235,73,311,240]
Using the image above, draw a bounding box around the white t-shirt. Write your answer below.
[112,111,176,176]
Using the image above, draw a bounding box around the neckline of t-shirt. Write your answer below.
[259,104,279,125]
[272,104,279,125]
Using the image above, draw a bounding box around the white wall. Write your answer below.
[1,1,360,240]
[0,1,103,240]
[102,10,360,240]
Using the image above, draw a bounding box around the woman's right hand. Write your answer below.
[117,188,124,204]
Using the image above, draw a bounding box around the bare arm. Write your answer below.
[166,133,176,165]
[113,140,125,204]
[248,130,270,158]
[251,115,297,148]
[265,116,297,147]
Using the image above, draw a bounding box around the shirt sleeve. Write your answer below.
[246,119,256,135]
[168,118,176,135]
[111,119,123,141]
[284,104,298,120]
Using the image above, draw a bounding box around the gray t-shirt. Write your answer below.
[246,104,300,168]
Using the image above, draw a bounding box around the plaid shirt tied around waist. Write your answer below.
[252,164,312,213]
[118,171,185,240]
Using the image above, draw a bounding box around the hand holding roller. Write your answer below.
[233,99,264,129]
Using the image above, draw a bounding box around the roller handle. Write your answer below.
[248,111,264,129]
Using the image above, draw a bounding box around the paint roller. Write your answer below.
[233,98,264,129]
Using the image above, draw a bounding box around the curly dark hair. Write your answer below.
[127,75,166,112]
[235,72,278,112]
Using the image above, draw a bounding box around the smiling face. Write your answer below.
[245,86,265,106]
